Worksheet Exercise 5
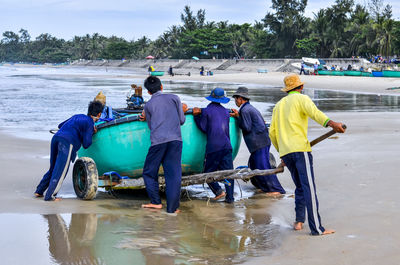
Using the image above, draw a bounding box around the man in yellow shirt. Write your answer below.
[270,74,346,236]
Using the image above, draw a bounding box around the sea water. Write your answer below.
[1,65,399,265]
[1,65,399,141]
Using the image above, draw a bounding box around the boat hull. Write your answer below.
[150,71,164,76]
[372,71,383,77]
[344,71,362,76]
[382,70,400,78]
[78,114,242,178]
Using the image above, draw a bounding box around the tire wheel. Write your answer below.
[269,152,277,169]
[73,157,98,200]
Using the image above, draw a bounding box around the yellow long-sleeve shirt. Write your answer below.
[269,91,330,157]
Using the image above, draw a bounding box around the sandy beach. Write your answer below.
[1,71,400,264]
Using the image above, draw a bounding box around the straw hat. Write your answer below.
[281,74,304,92]
[94,91,106,105]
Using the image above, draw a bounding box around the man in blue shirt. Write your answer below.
[140,76,187,213]
[231,87,285,196]
[193,87,234,203]
[35,101,103,201]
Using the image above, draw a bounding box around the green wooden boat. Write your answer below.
[382,70,400,78]
[317,70,330,75]
[150,71,164,76]
[344,71,362,76]
[361,72,373,77]
[78,113,241,178]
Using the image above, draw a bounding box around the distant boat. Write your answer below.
[302,57,320,66]
[150,71,164,76]
[344,70,362,76]
[291,62,313,71]
[372,71,383,77]
[382,70,400,78]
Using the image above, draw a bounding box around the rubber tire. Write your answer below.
[72,157,98,200]
[269,152,277,169]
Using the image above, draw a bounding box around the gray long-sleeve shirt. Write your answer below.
[144,91,186,146]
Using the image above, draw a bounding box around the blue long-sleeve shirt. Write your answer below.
[55,114,95,154]
[237,102,270,153]
[194,102,232,154]
[144,91,186,146]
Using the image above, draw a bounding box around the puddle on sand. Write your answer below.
[0,198,284,265]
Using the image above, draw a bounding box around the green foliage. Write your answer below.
[0,2,399,63]
[295,37,319,57]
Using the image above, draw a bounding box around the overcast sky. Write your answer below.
[1,0,399,41]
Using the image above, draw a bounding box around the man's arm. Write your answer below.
[193,108,207,133]
[82,121,95,149]
[269,108,279,152]
[303,96,346,133]
[326,120,346,133]
[238,107,252,133]
[175,96,186,125]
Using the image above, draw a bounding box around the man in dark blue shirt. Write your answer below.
[231,87,285,196]
[35,101,103,201]
[140,76,187,213]
[193,87,234,203]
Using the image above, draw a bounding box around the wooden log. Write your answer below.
[110,167,284,189]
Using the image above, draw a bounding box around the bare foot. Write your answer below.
[212,191,226,200]
[322,229,335,235]
[34,193,43,198]
[141,203,162,209]
[265,192,283,198]
[54,198,62,201]
[175,209,181,214]
[294,222,303,230]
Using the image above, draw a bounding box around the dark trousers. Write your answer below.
[248,145,285,194]
[281,152,325,235]
[204,149,234,202]
[35,136,73,201]
[142,140,182,213]
[300,69,306,75]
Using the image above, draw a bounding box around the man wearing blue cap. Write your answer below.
[192,87,234,203]
[231,87,285,196]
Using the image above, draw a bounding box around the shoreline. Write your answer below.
[1,65,400,264]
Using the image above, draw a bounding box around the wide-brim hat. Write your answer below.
[205,87,230,104]
[281,74,304,92]
[232,86,250,100]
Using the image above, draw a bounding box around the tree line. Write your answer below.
[0,0,399,63]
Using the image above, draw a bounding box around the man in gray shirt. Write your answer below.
[140,76,187,213]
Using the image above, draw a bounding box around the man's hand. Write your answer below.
[230,108,239,118]
[327,120,346,133]
[192,107,202,116]
[93,126,98,134]
[139,110,146,121]
[182,103,188,113]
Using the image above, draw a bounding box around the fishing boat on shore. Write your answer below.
[73,108,242,199]
[150,71,164,76]
[382,70,400,78]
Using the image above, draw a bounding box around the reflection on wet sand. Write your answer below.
[43,198,282,265]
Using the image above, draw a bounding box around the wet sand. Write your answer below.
[1,70,400,264]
